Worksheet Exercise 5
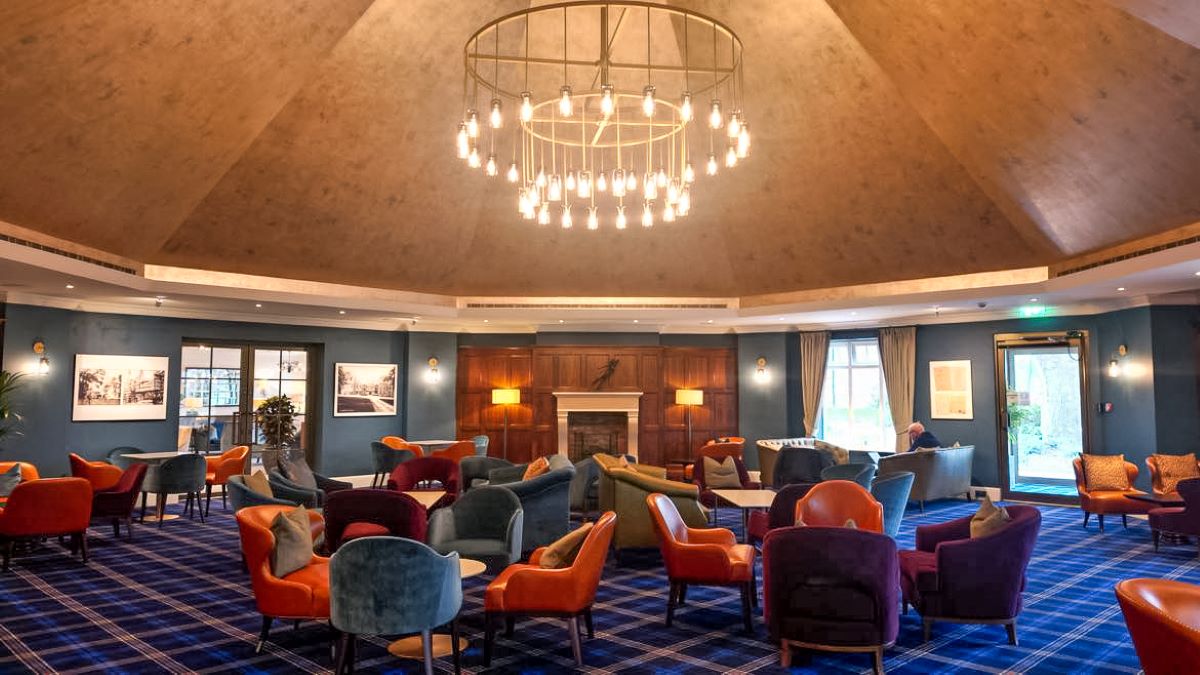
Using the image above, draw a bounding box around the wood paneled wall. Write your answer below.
[457,345,737,466]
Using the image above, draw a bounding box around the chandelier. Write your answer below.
[455,2,750,230]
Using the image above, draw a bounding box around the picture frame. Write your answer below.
[930,359,973,420]
[334,362,398,417]
[73,354,169,422]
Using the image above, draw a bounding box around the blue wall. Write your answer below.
[1150,306,1200,453]
[405,332,458,441]
[737,333,790,469]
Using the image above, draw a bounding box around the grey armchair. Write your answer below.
[428,486,523,571]
[877,445,974,511]
[371,441,415,488]
[268,469,326,507]
[227,475,318,511]
[107,446,142,470]
[820,463,877,489]
[489,456,575,551]
[460,456,513,490]
[871,471,915,539]
[276,454,353,495]
[774,446,838,486]
[569,458,600,520]
[141,454,207,527]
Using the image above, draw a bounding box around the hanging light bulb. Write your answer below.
[565,171,577,192]
[506,161,519,183]
[611,169,626,197]
[537,202,551,225]
[706,153,718,175]
[600,85,615,117]
[625,171,638,192]
[725,145,738,168]
[561,205,573,229]
[520,91,534,123]
[529,184,541,206]
[708,99,722,129]
[485,153,497,176]
[680,92,693,122]
[641,201,654,227]
[559,85,573,116]
[455,123,469,159]
[518,188,530,214]
[535,167,547,188]
[642,85,656,117]
[586,206,599,230]
[548,174,563,201]
[466,109,480,138]
[468,146,481,168]
[655,167,667,188]
[615,205,627,229]
[577,171,591,199]
[663,203,676,222]
[489,98,503,128]
[727,111,741,138]
[642,173,658,200]
[683,161,696,183]
[678,187,691,215]
[737,123,751,157]
[596,171,608,193]
[666,179,680,204]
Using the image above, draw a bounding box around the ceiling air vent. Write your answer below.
[0,233,138,275]
[1055,234,1200,277]
[464,302,731,310]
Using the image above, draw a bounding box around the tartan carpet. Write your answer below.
[1,499,1197,674]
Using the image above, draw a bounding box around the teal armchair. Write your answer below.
[427,486,523,571]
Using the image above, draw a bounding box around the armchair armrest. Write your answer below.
[427,507,457,548]
[633,464,668,479]
[670,541,734,578]
[489,464,530,485]
[686,526,736,547]
[267,477,321,508]
[528,546,548,566]
[314,473,352,493]
[915,514,972,552]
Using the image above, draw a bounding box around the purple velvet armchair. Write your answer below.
[322,489,428,553]
[1149,477,1200,556]
[899,504,1041,645]
[747,483,814,545]
[387,456,460,510]
[90,463,147,540]
[763,525,898,673]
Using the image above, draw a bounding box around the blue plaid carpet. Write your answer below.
[1,498,1197,674]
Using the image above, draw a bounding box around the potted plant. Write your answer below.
[255,395,297,467]
[0,370,24,451]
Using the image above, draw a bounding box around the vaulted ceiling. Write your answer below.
[0,0,1197,298]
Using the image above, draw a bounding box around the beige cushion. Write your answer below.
[1156,453,1200,494]
[793,516,807,527]
[844,519,858,529]
[970,494,1012,538]
[270,506,313,577]
[1082,453,1130,491]
[523,456,550,481]
[244,470,274,498]
[703,456,742,489]
[540,522,594,569]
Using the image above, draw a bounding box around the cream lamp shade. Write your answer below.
[675,389,703,406]
[492,388,521,405]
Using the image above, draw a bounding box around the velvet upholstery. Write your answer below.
[428,485,523,570]
[747,483,815,545]
[235,505,330,653]
[1148,477,1200,555]
[204,445,249,514]
[387,456,460,509]
[773,446,838,486]
[324,489,428,553]
[269,469,327,507]
[0,477,93,571]
[431,440,477,463]
[371,440,416,488]
[606,467,707,552]
[1115,577,1200,675]
[472,435,490,455]
[763,525,898,669]
[878,446,974,510]
[91,463,147,540]
[69,452,123,491]
[820,462,877,489]
[569,458,601,520]
[646,493,756,632]
[276,456,352,497]
[795,480,884,533]
[106,447,142,470]
[899,504,1041,643]
[489,458,574,551]
[871,471,916,539]
[693,453,760,508]
[460,456,513,490]
[142,454,207,525]
[229,475,319,511]
[1072,457,1152,531]
[592,453,666,516]
[483,512,617,667]
[381,435,420,455]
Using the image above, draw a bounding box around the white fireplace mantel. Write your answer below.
[553,391,643,458]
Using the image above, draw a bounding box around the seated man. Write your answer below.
[903,422,941,452]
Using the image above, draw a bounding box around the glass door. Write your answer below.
[995,332,1089,502]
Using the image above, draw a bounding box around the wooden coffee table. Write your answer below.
[1125,493,1184,508]
[713,489,776,542]
[403,490,447,509]
[387,558,486,660]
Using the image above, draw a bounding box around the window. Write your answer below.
[180,345,243,452]
[816,338,894,452]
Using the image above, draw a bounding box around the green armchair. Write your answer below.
[607,468,707,554]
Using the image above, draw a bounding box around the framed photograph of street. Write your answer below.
[73,354,169,421]
[334,362,398,417]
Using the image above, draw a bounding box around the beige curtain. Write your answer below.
[879,326,917,452]
[799,332,830,436]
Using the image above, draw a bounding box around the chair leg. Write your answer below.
[1153,529,1160,551]
[2,539,12,572]
[505,616,515,637]
[450,617,462,675]
[1006,620,1018,646]
[922,618,933,642]
[873,647,885,675]
[222,490,227,510]
[1082,511,1090,528]
[140,492,148,523]
[79,531,89,563]
[111,519,121,538]
[421,629,434,675]
[126,516,134,541]
[780,640,791,668]
[157,494,167,529]
[1098,514,1105,533]
[678,583,688,606]
[584,608,594,638]
[205,484,213,517]
[196,493,206,523]
[665,581,678,627]
[333,632,352,675]
[183,492,192,519]
[1122,514,1128,529]
[483,613,495,666]
[751,565,759,608]
[567,616,583,666]
[256,616,273,653]
[741,582,753,633]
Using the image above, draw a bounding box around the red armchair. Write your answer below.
[795,480,884,533]
[0,477,93,571]
[91,463,148,540]
[236,505,330,653]
[205,445,249,515]
[1116,578,1200,674]
[68,453,123,491]
[899,505,1041,644]
[646,492,756,632]
[693,452,760,508]
[484,511,617,667]
[1073,457,1152,531]
[387,455,460,509]
[322,488,428,553]
[747,483,814,545]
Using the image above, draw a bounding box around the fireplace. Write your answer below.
[567,412,628,462]
[552,391,643,459]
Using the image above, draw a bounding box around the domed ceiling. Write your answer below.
[0,0,1196,299]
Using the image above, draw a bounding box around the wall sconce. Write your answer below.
[425,357,441,383]
[32,339,50,375]
[1108,344,1128,378]
[754,356,770,383]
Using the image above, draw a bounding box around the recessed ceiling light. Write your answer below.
[65,283,74,289]
[338,310,346,315]
[777,317,785,321]
[632,319,639,323]
[255,303,262,308]
[850,311,858,316]
[1117,287,1126,291]
[706,319,714,324]
[1029,298,1038,302]
[558,319,565,323]
[1194,272,1200,277]
[483,319,490,323]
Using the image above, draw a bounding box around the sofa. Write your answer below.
[878,445,974,511]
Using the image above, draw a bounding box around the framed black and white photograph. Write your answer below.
[334,362,398,417]
[73,354,169,421]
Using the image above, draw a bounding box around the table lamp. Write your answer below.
[675,389,703,455]
[492,388,520,460]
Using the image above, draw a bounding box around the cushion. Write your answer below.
[522,456,550,481]
[844,519,858,529]
[270,506,314,577]
[283,457,318,489]
[617,455,632,468]
[1082,453,1130,491]
[793,516,807,527]
[970,494,1012,538]
[0,464,21,498]
[813,440,850,465]
[342,521,390,541]
[703,456,743,489]
[1156,453,1200,494]
[539,521,593,569]
[244,470,274,498]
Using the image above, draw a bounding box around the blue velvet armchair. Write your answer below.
[370,441,415,488]
[871,471,915,539]
[274,455,352,504]
[820,463,877,489]
[428,486,523,570]
[141,454,206,527]
[460,456,514,490]
[489,457,574,551]
[227,475,319,511]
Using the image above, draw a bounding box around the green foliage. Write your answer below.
[0,371,24,445]
[255,395,297,448]
[1007,403,1042,444]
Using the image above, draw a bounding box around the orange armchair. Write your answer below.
[205,445,249,515]
[235,505,330,653]
[381,435,422,456]
[647,493,756,632]
[68,453,123,491]
[0,461,40,482]
[0,477,93,571]
[1116,578,1200,674]
[1146,454,1200,498]
[1073,457,1152,531]
[794,480,884,533]
[484,512,617,667]
[431,440,476,463]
